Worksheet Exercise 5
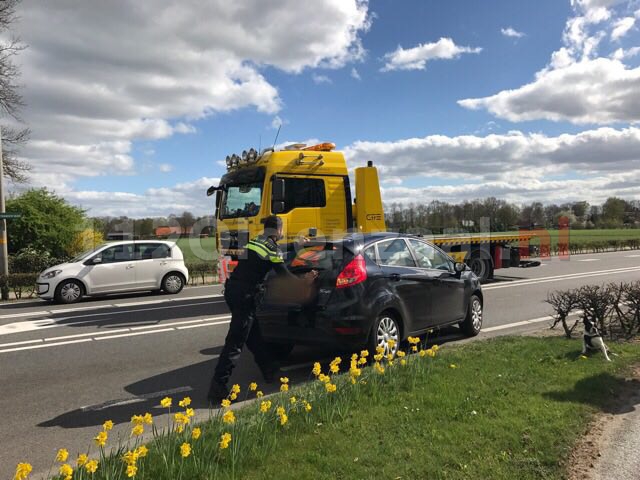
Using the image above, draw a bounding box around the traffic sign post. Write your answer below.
[0,134,8,301]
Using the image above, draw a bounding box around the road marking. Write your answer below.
[80,386,197,412]
[626,254,640,258]
[0,338,93,353]
[482,312,582,333]
[0,293,223,320]
[484,265,640,290]
[578,258,600,262]
[0,315,232,354]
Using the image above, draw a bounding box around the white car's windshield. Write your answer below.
[71,244,107,262]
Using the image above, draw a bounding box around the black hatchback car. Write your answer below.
[256,232,483,357]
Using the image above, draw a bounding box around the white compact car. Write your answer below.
[37,241,190,304]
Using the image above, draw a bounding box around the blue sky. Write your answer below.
[9,0,640,216]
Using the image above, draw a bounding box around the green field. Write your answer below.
[176,237,217,263]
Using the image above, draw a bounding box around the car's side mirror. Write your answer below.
[454,262,466,277]
[91,256,103,265]
[272,178,285,202]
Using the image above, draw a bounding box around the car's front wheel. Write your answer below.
[54,279,84,304]
[460,295,483,337]
[369,311,401,356]
[162,273,185,294]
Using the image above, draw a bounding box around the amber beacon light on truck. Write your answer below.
[207,141,552,283]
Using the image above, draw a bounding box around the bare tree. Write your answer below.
[0,0,30,182]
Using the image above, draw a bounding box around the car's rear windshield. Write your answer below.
[285,243,352,273]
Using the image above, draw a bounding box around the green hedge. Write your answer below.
[0,273,39,299]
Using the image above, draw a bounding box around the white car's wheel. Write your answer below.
[55,280,84,304]
[162,273,185,294]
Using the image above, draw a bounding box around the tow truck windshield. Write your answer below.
[220,182,263,219]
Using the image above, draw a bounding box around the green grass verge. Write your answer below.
[44,336,640,480]
[176,237,217,263]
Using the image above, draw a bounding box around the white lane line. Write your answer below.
[81,386,196,412]
[484,266,640,290]
[0,315,232,353]
[482,312,582,333]
[0,293,223,320]
[0,338,92,353]
[578,258,600,262]
[626,255,640,258]
[95,328,175,340]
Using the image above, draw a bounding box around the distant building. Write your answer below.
[106,232,134,241]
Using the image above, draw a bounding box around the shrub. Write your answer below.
[0,273,39,299]
[9,247,68,274]
[186,261,217,285]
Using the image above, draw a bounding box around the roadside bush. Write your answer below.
[186,261,217,285]
[548,282,640,339]
[0,273,39,299]
[9,247,68,274]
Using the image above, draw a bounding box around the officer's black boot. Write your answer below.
[260,362,282,384]
[207,380,229,406]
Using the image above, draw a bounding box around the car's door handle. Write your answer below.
[390,273,400,281]
[126,264,135,269]
[160,261,168,266]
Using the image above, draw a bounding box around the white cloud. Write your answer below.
[611,16,636,40]
[312,74,333,84]
[158,163,173,173]
[381,38,482,72]
[271,115,289,130]
[501,27,525,38]
[459,58,640,124]
[459,1,640,125]
[351,67,362,80]
[13,1,371,186]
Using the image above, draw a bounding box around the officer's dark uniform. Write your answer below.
[209,233,292,399]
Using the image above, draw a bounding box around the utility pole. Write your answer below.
[0,134,8,300]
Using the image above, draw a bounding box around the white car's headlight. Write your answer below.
[41,269,62,279]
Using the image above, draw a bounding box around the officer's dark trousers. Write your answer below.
[212,285,275,386]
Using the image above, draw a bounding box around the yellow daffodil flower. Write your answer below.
[84,459,98,474]
[312,362,322,376]
[56,449,69,462]
[160,397,172,408]
[123,450,139,465]
[260,400,272,413]
[304,401,312,412]
[180,442,191,458]
[280,383,289,392]
[131,425,144,437]
[13,463,32,480]
[178,397,191,408]
[256,391,264,398]
[76,454,88,467]
[231,384,241,394]
[94,431,108,447]
[221,398,231,408]
[192,427,202,440]
[136,446,148,458]
[102,420,114,431]
[126,464,137,478]
[325,383,337,393]
[219,432,232,449]
[249,382,258,391]
[449,364,457,369]
[280,377,289,384]
[222,410,236,424]
[290,396,297,405]
[279,413,288,426]
[185,408,195,418]
[329,364,340,374]
[59,464,73,477]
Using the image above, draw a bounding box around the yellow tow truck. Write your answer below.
[207,143,552,281]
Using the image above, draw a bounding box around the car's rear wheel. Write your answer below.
[460,295,483,337]
[162,273,185,294]
[55,279,84,304]
[264,341,295,361]
[370,312,401,356]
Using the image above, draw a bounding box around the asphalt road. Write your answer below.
[1,250,640,479]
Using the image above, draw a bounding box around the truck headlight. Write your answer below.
[41,269,62,279]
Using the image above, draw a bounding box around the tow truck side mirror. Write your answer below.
[272,178,286,214]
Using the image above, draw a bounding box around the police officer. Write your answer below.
[208,215,317,404]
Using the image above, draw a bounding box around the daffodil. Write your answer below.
[131,414,144,426]
[13,463,32,480]
[400,359,407,366]
[312,362,322,376]
[174,412,190,425]
[449,363,457,369]
[256,390,264,398]
[279,413,288,425]
[180,442,191,458]
[219,432,232,449]
[131,424,144,437]
[135,446,148,458]
[122,450,139,466]
[222,409,236,424]
[360,349,369,357]
[329,364,340,374]
[318,373,331,383]
[126,464,137,478]
[325,383,337,393]
[280,377,289,384]
[160,397,172,408]
[396,350,406,358]
[230,392,238,401]
[358,357,367,365]
[76,454,88,467]
[56,448,69,462]
[374,362,385,374]
[304,401,312,412]
[249,382,258,391]
[102,420,114,431]
[94,431,108,447]
[142,412,153,425]
[260,400,272,413]
[192,427,202,440]
[419,349,427,357]
[373,353,383,362]
[387,339,396,349]
[221,398,231,408]
[59,464,73,478]
[185,407,195,418]
[408,336,420,344]
[411,345,418,352]
[84,459,99,474]
[290,396,297,405]
[231,384,241,394]
[178,396,192,408]
[280,383,289,392]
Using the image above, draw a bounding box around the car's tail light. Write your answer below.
[336,255,367,289]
